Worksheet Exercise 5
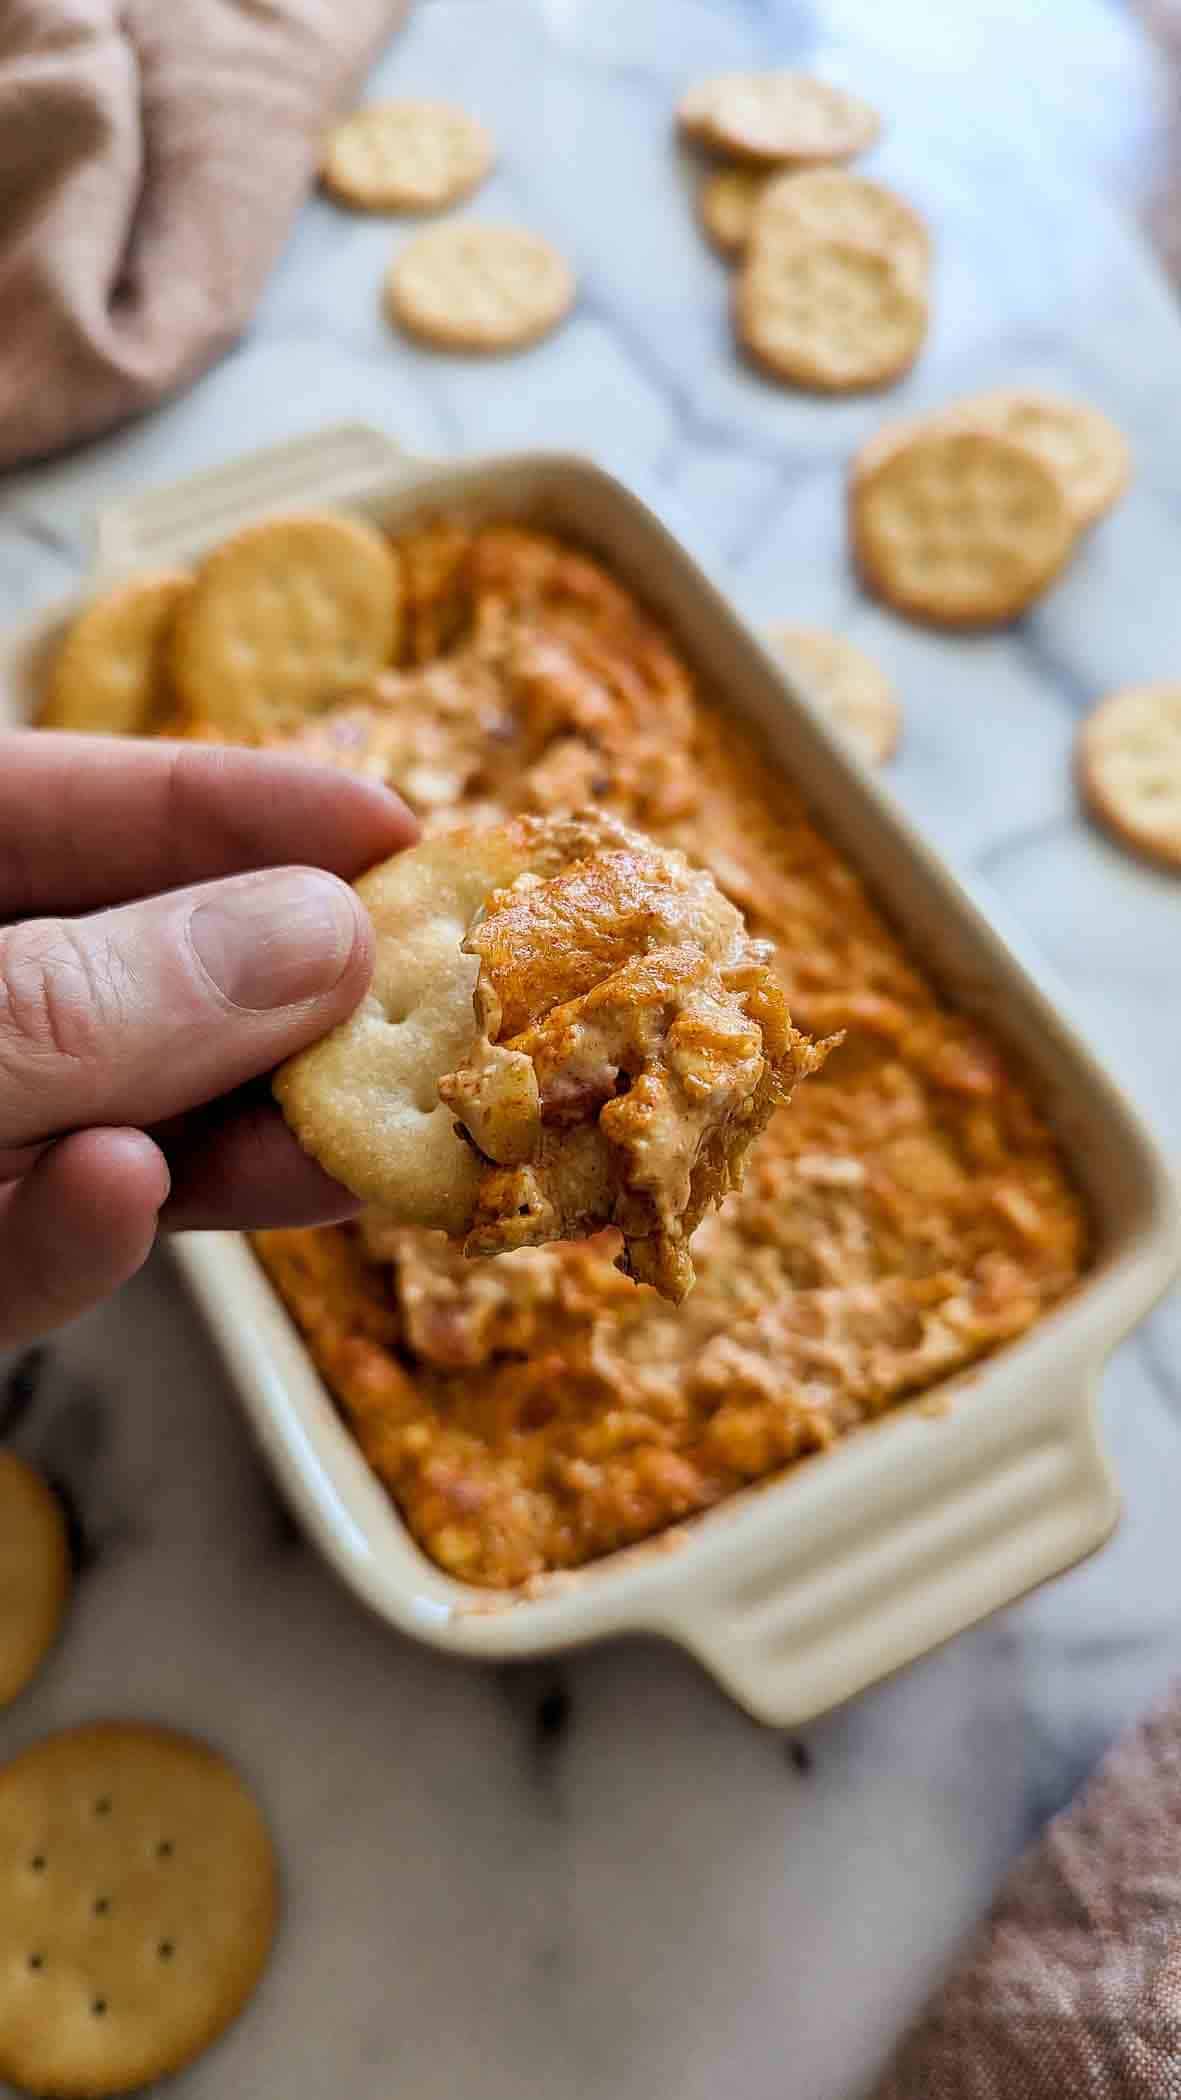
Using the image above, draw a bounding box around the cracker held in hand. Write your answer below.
[1077,684,1181,872]
[679,71,880,165]
[171,512,400,738]
[275,811,821,1301]
[0,1454,70,1709]
[320,99,494,212]
[0,1722,277,2098]
[850,424,1075,628]
[766,625,901,763]
[739,237,926,392]
[386,224,575,352]
[754,168,931,287]
[41,572,190,736]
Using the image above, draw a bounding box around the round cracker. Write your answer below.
[0,1455,70,1709]
[765,624,901,763]
[851,391,1129,529]
[754,167,930,287]
[320,98,493,212]
[274,823,543,1229]
[1077,683,1181,872]
[738,237,927,392]
[679,71,880,166]
[697,165,768,257]
[171,512,400,738]
[677,79,718,136]
[949,389,1129,528]
[41,573,190,737]
[850,424,1076,629]
[385,223,575,352]
[848,405,941,487]
[0,1722,277,2097]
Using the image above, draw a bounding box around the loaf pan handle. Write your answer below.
[94,424,416,574]
[665,1385,1118,1730]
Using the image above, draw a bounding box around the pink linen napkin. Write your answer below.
[0,0,408,470]
[872,1680,1181,2098]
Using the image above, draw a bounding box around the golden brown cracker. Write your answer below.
[738,237,927,392]
[1077,684,1181,871]
[320,98,493,212]
[851,390,1128,530]
[171,512,400,738]
[679,71,880,166]
[0,1455,69,1709]
[274,821,542,1230]
[950,388,1130,527]
[849,424,1075,628]
[765,624,901,762]
[385,223,575,352]
[0,1722,277,2097]
[754,167,930,286]
[41,573,190,737]
[697,165,769,257]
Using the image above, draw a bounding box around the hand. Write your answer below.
[0,731,417,1346]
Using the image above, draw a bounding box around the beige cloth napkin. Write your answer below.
[0,0,408,470]
[872,1680,1181,2098]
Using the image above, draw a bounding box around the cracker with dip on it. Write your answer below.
[274,810,823,1302]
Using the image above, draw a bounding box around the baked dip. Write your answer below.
[235,523,1086,1588]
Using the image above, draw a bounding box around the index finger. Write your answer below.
[0,732,418,915]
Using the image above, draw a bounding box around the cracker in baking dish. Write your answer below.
[274,810,821,1300]
[41,572,190,736]
[170,513,400,739]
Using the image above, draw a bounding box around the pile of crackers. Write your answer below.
[681,71,931,393]
[848,387,1130,626]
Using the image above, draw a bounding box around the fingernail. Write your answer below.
[190,870,360,1012]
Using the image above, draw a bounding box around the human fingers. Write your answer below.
[0,1128,170,1348]
[0,866,372,1157]
[0,732,416,916]
[152,1088,362,1231]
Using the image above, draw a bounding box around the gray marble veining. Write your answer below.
[2,2,1180,2095]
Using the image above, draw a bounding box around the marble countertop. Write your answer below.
[3,2,1181,2095]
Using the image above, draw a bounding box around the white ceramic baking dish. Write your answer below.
[3,423,1178,1727]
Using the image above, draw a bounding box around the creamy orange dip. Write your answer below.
[246,523,1086,1589]
[438,812,821,1298]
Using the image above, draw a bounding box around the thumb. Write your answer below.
[0,867,372,1158]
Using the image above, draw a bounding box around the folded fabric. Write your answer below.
[0,0,407,470]
[872,1679,1181,2099]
